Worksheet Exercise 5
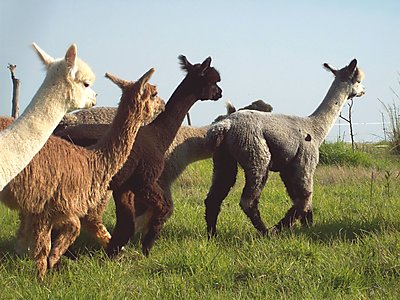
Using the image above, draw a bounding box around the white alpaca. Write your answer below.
[0,43,96,190]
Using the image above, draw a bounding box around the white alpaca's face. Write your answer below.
[33,43,97,112]
[66,59,97,112]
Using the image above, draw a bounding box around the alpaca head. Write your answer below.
[105,68,165,121]
[323,59,365,99]
[32,43,97,112]
[179,55,222,101]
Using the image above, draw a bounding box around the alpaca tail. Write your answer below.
[225,101,237,115]
[205,118,231,151]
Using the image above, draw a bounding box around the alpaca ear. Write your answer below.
[32,43,55,67]
[137,68,155,94]
[323,63,337,76]
[199,57,212,76]
[105,73,130,89]
[179,55,193,72]
[65,44,78,78]
[346,59,357,77]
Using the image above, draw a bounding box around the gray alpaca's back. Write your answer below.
[210,110,317,172]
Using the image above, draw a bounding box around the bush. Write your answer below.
[319,141,374,167]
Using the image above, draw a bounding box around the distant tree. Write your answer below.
[8,63,20,118]
[339,99,355,151]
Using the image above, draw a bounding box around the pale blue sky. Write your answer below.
[1,1,399,141]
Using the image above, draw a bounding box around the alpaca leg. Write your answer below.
[106,188,135,257]
[280,169,313,227]
[81,192,112,248]
[140,183,173,256]
[239,167,269,235]
[47,216,81,269]
[204,147,238,238]
[81,216,111,248]
[300,203,313,227]
[273,168,314,233]
[31,214,52,281]
[16,212,33,256]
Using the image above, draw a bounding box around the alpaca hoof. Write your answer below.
[47,256,61,270]
[106,245,124,258]
[269,226,281,237]
[36,268,46,282]
[142,241,153,257]
[48,257,62,272]
[207,232,217,240]
[141,240,155,257]
[206,227,217,239]
[300,211,314,227]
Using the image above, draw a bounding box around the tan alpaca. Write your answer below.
[0,68,164,280]
[0,43,96,191]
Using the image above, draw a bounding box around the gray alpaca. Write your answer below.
[204,59,365,237]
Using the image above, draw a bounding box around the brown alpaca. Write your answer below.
[0,69,164,280]
[55,55,222,257]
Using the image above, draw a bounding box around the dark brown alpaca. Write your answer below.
[0,69,164,280]
[108,55,222,257]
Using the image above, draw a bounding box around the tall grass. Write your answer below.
[380,99,400,154]
[380,77,400,154]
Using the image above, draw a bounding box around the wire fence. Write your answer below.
[327,121,387,143]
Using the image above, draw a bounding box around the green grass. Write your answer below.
[1,152,400,299]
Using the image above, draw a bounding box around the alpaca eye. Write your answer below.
[151,93,158,99]
[83,82,90,88]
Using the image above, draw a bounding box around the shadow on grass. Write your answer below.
[160,215,400,248]
[0,238,18,258]
[300,217,400,243]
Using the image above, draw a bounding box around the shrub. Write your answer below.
[319,141,374,167]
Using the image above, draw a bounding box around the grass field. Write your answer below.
[0,143,399,299]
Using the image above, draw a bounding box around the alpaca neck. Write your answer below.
[161,126,211,186]
[308,80,351,142]
[91,90,144,181]
[0,80,70,190]
[149,78,199,151]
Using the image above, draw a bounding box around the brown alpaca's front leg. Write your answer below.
[81,192,112,248]
[80,217,111,248]
[16,211,33,256]
[31,214,52,281]
[47,215,81,270]
[140,184,172,256]
[106,188,136,258]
